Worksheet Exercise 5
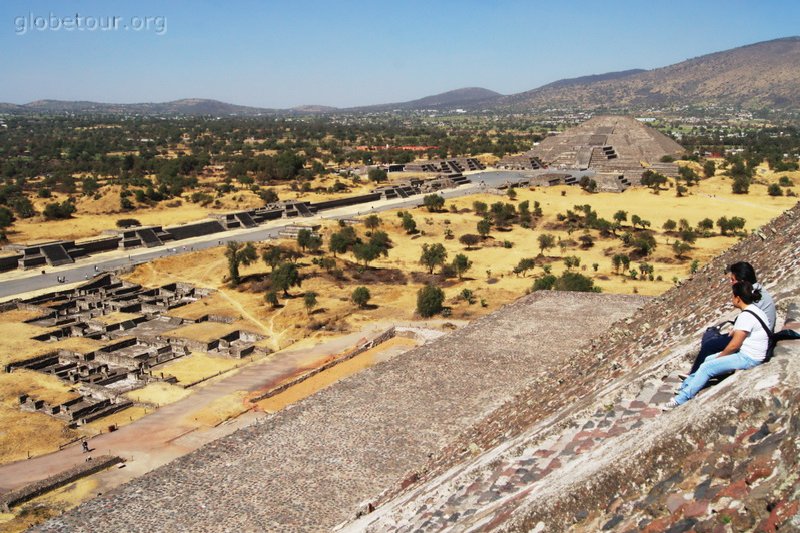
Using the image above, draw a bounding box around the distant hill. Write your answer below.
[2,37,799,115]
[9,99,278,116]
[349,87,503,112]
[538,69,646,90]
[499,37,800,111]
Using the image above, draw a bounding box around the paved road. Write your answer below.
[0,170,584,300]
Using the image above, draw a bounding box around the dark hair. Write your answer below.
[727,261,757,284]
[732,281,762,304]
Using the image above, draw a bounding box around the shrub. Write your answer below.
[351,286,371,308]
[532,274,557,291]
[417,284,445,317]
[768,183,783,197]
[43,200,76,220]
[116,218,141,228]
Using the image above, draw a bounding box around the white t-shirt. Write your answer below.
[734,304,771,361]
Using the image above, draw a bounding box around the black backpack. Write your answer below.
[743,309,800,362]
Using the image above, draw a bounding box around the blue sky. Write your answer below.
[2,0,798,108]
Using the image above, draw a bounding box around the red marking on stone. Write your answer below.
[642,516,672,532]
[534,449,554,458]
[716,479,749,500]
[735,427,758,444]
[400,472,419,489]
[629,400,647,409]
[759,500,800,532]
[545,458,561,469]
[640,407,661,418]
[746,456,776,485]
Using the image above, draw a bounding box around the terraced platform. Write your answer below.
[34,292,647,532]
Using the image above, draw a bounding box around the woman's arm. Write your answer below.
[720,330,747,356]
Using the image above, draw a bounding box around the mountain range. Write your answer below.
[2,37,799,115]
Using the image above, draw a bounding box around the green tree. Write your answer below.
[423,194,445,212]
[225,241,257,286]
[352,242,382,267]
[537,233,556,255]
[703,160,716,178]
[419,243,448,274]
[472,201,488,216]
[579,176,597,192]
[262,245,285,271]
[401,213,417,234]
[672,240,691,259]
[271,262,301,296]
[641,170,668,191]
[364,214,381,230]
[265,291,280,308]
[732,175,750,194]
[563,256,580,271]
[767,183,783,197]
[532,274,557,291]
[416,284,445,317]
[662,219,677,232]
[459,234,481,250]
[351,286,371,308]
[553,271,600,292]
[0,206,14,229]
[513,257,536,277]
[297,229,313,251]
[477,218,492,238]
[697,218,714,232]
[303,291,318,316]
[368,167,388,183]
[451,253,473,280]
[613,210,628,225]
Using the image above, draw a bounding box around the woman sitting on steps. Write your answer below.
[664,281,770,409]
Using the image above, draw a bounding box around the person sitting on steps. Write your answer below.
[681,261,775,379]
[664,281,770,409]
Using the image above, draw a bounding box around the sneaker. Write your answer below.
[662,399,680,411]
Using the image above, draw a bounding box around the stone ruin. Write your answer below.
[4,274,267,427]
[499,115,685,190]
[33,202,800,532]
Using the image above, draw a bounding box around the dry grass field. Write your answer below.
[157,352,243,385]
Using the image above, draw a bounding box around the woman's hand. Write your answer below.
[720,329,747,356]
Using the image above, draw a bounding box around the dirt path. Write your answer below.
[0,320,448,495]
[217,289,271,335]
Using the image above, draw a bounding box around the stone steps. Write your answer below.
[354,368,692,531]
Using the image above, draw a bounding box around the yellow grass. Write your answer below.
[83,405,148,432]
[166,292,238,321]
[0,474,102,532]
[0,369,80,407]
[0,308,46,323]
[91,311,140,325]
[0,371,85,463]
[164,320,256,343]
[0,405,81,464]
[187,391,249,427]
[158,352,242,385]
[125,382,191,407]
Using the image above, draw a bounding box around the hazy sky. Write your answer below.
[2,0,798,108]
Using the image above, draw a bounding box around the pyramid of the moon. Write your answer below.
[500,115,685,182]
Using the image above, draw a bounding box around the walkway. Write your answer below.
[0,322,407,494]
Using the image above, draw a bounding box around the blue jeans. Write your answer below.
[675,351,760,405]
